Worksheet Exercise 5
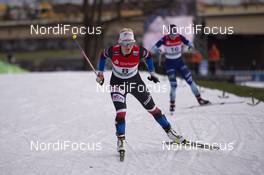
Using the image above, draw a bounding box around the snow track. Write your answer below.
[0,71,264,175]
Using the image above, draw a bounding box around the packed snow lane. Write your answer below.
[0,72,264,175]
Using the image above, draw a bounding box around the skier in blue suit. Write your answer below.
[151,24,210,112]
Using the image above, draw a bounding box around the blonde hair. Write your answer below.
[119,28,133,34]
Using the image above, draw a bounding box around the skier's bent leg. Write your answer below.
[111,90,127,137]
[149,107,185,143]
[180,64,210,105]
[111,91,127,152]
[167,69,177,104]
[180,64,200,97]
[134,89,185,143]
[131,83,171,131]
[115,110,126,152]
[166,69,177,111]
[131,79,184,143]
[189,82,200,97]
[148,107,171,132]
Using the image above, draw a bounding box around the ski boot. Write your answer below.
[117,135,125,161]
[169,101,175,114]
[196,95,210,106]
[166,128,185,144]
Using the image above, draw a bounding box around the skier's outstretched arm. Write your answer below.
[150,37,165,55]
[140,46,160,83]
[96,47,112,85]
[179,35,194,49]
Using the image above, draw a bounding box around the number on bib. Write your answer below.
[122,69,128,74]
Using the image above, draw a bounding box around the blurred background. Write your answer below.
[0,0,264,89]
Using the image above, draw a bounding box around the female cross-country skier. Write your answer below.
[151,24,210,113]
[96,28,184,157]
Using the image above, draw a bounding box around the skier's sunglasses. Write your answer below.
[169,33,177,38]
[120,42,135,47]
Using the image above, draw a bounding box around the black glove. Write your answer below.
[147,73,160,83]
[188,43,194,51]
[96,73,104,85]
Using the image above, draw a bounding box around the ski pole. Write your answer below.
[72,34,98,76]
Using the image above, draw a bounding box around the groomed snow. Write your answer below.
[239,81,264,89]
[0,71,264,175]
